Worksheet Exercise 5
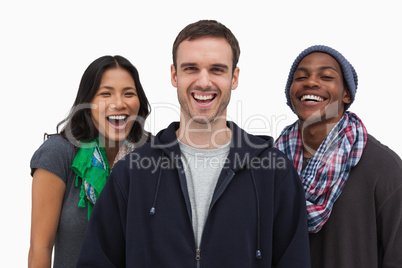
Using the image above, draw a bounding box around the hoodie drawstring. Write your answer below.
[250,165,262,260]
[150,153,164,216]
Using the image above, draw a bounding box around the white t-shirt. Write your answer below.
[178,139,230,248]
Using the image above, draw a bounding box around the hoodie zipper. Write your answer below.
[177,157,236,267]
[194,169,235,268]
[195,248,201,267]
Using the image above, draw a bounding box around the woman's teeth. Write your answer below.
[108,115,127,120]
[107,115,128,128]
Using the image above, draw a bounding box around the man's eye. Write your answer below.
[184,67,197,71]
[294,76,307,81]
[211,68,224,73]
[322,76,334,80]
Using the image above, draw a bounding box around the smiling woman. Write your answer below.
[90,67,141,155]
[28,55,151,268]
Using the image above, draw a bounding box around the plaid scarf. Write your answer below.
[275,112,367,232]
[71,138,135,220]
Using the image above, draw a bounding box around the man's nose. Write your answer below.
[305,75,321,88]
[195,69,213,89]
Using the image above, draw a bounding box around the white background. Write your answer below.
[1,0,401,266]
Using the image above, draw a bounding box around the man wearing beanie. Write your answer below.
[275,45,402,267]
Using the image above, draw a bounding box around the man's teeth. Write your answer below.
[301,95,324,102]
[108,115,127,120]
[194,94,214,100]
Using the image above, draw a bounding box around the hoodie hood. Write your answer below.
[151,121,273,172]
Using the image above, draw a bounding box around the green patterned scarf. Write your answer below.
[71,137,135,220]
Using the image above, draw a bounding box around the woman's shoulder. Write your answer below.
[30,134,77,179]
[36,134,76,155]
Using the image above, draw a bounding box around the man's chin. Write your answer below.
[298,110,324,125]
[190,116,215,125]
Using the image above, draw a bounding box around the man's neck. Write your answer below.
[299,120,337,158]
[176,118,231,149]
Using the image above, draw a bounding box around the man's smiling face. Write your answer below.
[290,52,351,125]
[171,36,239,125]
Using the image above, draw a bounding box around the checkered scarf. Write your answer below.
[275,112,367,232]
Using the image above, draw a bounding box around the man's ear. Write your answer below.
[231,67,240,90]
[343,87,351,104]
[171,64,178,88]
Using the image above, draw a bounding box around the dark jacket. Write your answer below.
[309,135,402,268]
[77,122,310,268]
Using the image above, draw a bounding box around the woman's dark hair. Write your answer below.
[56,55,151,147]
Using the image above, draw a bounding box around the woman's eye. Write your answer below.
[99,92,111,96]
[125,92,137,97]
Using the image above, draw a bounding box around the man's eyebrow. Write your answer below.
[180,62,197,68]
[211,64,229,70]
[295,67,308,72]
[319,66,340,74]
[179,63,229,70]
[295,66,340,74]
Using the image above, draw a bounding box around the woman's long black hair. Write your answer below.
[56,55,151,147]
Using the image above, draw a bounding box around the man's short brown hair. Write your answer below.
[172,20,240,73]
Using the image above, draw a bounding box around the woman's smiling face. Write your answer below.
[90,67,140,144]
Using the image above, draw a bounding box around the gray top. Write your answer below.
[309,134,402,267]
[31,135,87,268]
[178,139,230,248]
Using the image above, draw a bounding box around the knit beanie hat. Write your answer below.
[285,45,358,112]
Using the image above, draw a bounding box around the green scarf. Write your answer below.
[71,138,110,220]
[72,138,136,220]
